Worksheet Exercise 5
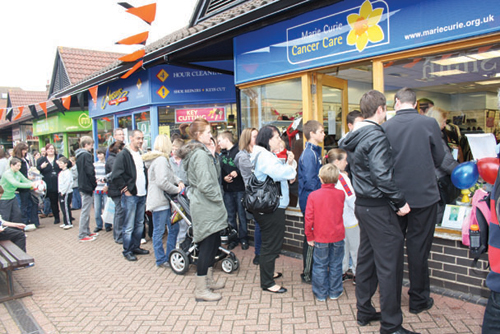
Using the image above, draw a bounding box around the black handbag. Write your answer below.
[242,153,281,214]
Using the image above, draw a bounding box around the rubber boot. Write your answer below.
[207,267,225,290]
[195,275,222,302]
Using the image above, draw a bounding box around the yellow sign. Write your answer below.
[158,125,170,138]
[156,69,169,82]
[157,86,170,99]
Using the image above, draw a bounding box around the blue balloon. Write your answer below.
[451,162,479,189]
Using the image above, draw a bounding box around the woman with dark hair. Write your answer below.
[13,142,40,228]
[37,144,61,225]
[177,118,227,302]
[251,125,296,293]
[106,140,126,243]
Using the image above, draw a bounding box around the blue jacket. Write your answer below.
[298,141,322,214]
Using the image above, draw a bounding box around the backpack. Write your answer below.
[462,188,490,266]
[242,153,281,215]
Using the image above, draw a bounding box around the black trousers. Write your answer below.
[0,225,26,252]
[258,208,286,289]
[398,203,438,310]
[197,231,221,276]
[355,204,404,334]
[59,193,73,226]
[46,191,60,223]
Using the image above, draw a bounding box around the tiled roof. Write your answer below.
[58,47,126,85]
[8,89,49,107]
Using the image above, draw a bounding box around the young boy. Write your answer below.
[298,120,325,283]
[57,157,73,229]
[217,131,248,250]
[304,164,345,301]
[75,136,97,242]
[94,148,110,232]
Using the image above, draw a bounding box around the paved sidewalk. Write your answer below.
[0,210,486,333]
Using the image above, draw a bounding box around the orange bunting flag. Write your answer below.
[14,106,24,121]
[39,102,48,118]
[62,96,71,110]
[89,85,99,105]
[121,60,143,79]
[126,3,157,25]
[116,31,149,46]
[119,49,146,62]
[0,109,4,120]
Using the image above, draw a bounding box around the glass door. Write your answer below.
[317,74,348,150]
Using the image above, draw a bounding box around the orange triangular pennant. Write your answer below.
[126,3,157,25]
[116,31,149,46]
[62,96,71,110]
[13,106,24,120]
[89,85,99,105]
[119,49,146,62]
[121,60,144,79]
[39,102,48,118]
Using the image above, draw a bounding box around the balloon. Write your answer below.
[451,162,479,189]
[477,157,500,184]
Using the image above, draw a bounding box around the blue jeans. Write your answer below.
[223,191,248,242]
[312,240,344,300]
[18,191,39,227]
[122,195,146,256]
[94,192,109,229]
[43,197,52,215]
[72,187,81,209]
[483,290,500,333]
[152,208,179,265]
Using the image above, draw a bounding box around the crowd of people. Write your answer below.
[0,87,497,334]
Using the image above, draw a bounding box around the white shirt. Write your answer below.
[130,149,147,196]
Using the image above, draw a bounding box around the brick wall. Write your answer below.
[247,208,490,299]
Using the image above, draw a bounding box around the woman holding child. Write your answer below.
[251,125,296,293]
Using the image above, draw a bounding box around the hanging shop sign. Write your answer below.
[234,0,500,84]
[150,62,235,104]
[33,111,91,136]
[175,107,227,123]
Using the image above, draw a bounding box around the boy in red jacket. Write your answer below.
[305,164,346,301]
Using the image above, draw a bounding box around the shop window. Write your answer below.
[240,77,303,135]
[158,103,237,142]
[53,133,64,155]
[96,117,114,152]
[118,115,133,142]
[135,112,151,150]
[383,43,500,160]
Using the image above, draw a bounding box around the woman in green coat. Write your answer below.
[178,118,227,302]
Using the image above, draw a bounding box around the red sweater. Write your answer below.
[305,183,345,243]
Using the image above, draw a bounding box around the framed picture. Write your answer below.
[441,204,471,230]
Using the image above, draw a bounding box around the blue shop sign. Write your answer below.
[150,62,235,104]
[89,61,235,118]
[234,0,500,84]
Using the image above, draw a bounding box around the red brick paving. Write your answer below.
[0,210,486,333]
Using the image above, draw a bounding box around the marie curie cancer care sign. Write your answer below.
[287,0,389,64]
[175,107,226,123]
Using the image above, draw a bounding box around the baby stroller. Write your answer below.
[165,188,240,275]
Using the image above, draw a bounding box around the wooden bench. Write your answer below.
[0,240,34,303]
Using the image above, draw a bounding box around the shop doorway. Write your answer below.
[317,74,348,150]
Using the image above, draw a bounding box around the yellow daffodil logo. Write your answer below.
[346,0,384,52]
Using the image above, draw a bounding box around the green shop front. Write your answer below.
[33,111,92,157]
[89,61,236,151]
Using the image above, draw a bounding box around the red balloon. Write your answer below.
[477,157,500,184]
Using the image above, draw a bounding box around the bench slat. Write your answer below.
[0,241,34,267]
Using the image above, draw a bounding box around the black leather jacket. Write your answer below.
[340,120,406,209]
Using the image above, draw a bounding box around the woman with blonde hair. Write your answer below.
[426,107,459,224]
[142,134,185,268]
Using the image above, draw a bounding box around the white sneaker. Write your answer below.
[60,224,65,228]
[24,224,36,232]
[63,224,73,230]
[141,238,147,244]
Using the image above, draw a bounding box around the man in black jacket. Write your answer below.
[341,90,414,334]
[75,136,97,242]
[111,130,149,261]
[382,88,445,315]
